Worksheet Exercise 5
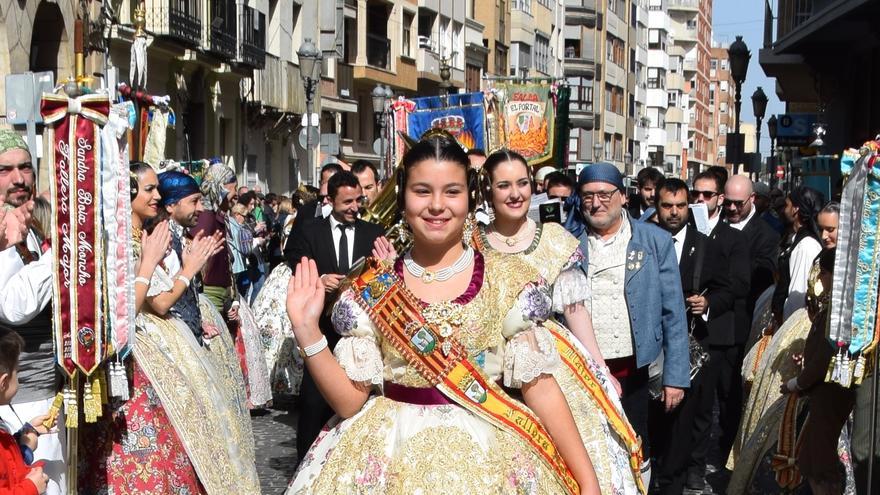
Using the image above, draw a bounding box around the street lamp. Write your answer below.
[767,114,778,186]
[371,84,393,176]
[624,152,633,175]
[728,35,750,175]
[593,142,603,162]
[751,86,768,179]
[297,38,323,186]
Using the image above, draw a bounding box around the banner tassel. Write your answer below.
[64,374,79,429]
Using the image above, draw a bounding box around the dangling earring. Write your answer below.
[462,213,477,246]
[394,219,412,246]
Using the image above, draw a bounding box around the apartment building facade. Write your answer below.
[564,0,648,175]
[707,43,734,167]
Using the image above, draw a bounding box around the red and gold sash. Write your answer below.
[350,259,580,495]
[41,92,111,428]
[546,322,647,494]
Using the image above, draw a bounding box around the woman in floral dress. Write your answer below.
[285,136,601,494]
[80,163,260,494]
[472,149,643,494]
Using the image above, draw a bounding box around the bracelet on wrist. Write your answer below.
[176,274,191,288]
[298,335,328,358]
[135,276,151,286]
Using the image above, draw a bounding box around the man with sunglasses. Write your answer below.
[685,172,751,489]
[570,163,689,485]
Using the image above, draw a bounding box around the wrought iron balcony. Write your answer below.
[144,0,201,45]
[238,6,266,69]
[208,0,237,59]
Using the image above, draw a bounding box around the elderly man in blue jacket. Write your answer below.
[566,162,689,468]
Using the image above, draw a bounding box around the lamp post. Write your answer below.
[593,142,603,163]
[728,35,750,175]
[767,114,778,187]
[372,83,393,177]
[297,38,323,185]
[751,86,768,180]
[624,152,633,175]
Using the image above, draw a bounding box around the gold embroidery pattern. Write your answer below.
[134,313,260,494]
[303,398,565,495]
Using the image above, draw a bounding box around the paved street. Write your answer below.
[252,398,298,495]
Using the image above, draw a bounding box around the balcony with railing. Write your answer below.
[565,0,598,28]
[238,6,266,68]
[252,54,306,114]
[569,84,595,130]
[682,57,697,73]
[676,25,698,43]
[208,0,237,59]
[144,0,202,45]
[668,0,700,12]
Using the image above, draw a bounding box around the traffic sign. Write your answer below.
[298,127,320,149]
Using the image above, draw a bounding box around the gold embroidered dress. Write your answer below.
[477,221,643,495]
[287,251,572,494]
[81,239,261,494]
[727,260,826,479]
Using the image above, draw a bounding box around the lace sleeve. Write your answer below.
[331,290,383,386]
[502,325,561,388]
[552,264,591,312]
[500,281,560,388]
[147,263,176,297]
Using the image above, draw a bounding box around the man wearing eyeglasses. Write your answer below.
[570,163,689,485]
[684,172,751,489]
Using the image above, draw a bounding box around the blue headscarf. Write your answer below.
[563,162,625,239]
[158,171,201,207]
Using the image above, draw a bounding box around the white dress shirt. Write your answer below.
[783,236,822,321]
[672,225,688,263]
[707,210,721,233]
[0,231,53,325]
[329,215,356,268]
[729,206,756,231]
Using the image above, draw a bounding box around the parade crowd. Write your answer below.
[0,126,877,495]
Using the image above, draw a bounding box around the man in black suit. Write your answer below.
[651,177,739,494]
[724,175,780,326]
[283,162,344,256]
[722,175,780,455]
[287,170,384,463]
[687,171,751,486]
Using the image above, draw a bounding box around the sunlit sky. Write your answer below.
[712,0,783,156]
